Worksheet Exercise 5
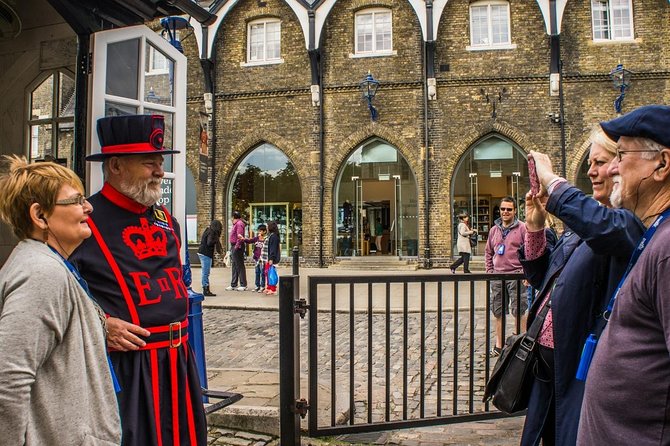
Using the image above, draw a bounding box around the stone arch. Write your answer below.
[214,129,307,196]
[441,120,539,192]
[567,129,598,185]
[326,122,422,188]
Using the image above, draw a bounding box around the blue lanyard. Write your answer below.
[48,246,121,393]
[576,208,670,382]
[605,207,670,317]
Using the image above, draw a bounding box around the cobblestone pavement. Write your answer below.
[203,306,525,445]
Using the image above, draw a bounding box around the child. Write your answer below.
[241,224,267,292]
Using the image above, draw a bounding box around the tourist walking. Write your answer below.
[449,212,476,273]
[227,210,248,291]
[198,219,223,296]
[263,221,281,295]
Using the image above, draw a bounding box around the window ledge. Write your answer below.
[349,50,397,59]
[240,59,285,67]
[146,69,169,76]
[466,43,517,52]
[590,38,637,45]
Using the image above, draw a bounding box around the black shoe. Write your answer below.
[464,270,472,274]
[203,286,216,297]
[450,267,456,274]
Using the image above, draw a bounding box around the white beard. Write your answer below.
[119,178,162,207]
[610,175,623,209]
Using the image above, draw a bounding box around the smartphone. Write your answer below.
[528,156,540,195]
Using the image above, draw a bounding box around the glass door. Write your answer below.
[88,25,187,249]
[393,174,402,256]
[351,176,363,256]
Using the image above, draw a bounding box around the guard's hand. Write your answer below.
[529,151,559,189]
[106,317,151,351]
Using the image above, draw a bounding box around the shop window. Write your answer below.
[246,18,282,65]
[467,1,516,51]
[229,143,301,257]
[354,8,394,57]
[27,70,75,167]
[591,0,633,41]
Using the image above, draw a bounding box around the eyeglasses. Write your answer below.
[500,207,514,212]
[615,147,660,162]
[55,194,87,206]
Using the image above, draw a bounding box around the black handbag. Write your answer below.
[482,301,551,414]
[469,234,478,247]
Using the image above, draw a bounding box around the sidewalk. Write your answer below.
[198,264,526,445]
[196,263,495,312]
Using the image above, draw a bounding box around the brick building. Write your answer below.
[182,0,670,267]
[1,0,669,267]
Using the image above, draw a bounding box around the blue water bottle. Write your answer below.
[576,334,598,381]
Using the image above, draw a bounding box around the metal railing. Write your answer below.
[278,272,527,444]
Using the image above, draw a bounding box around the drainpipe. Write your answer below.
[548,0,566,177]
[423,0,435,268]
[200,26,217,221]
[308,11,325,267]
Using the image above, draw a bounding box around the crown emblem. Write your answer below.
[122,218,168,260]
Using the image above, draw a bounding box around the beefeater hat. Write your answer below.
[86,114,180,161]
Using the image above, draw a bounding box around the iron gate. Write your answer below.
[278,272,527,444]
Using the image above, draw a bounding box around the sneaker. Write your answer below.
[490,347,502,357]
[236,286,247,291]
[252,287,260,292]
[225,286,234,291]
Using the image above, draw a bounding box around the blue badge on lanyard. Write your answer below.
[497,244,505,255]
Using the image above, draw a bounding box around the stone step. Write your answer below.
[330,257,419,271]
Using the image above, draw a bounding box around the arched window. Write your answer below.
[229,143,301,256]
[27,70,75,166]
[468,1,516,51]
[246,18,282,65]
[334,139,418,257]
[354,8,393,56]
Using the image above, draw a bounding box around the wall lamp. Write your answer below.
[610,63,632,115]
[160,16,191,53]
[359,71,380,121]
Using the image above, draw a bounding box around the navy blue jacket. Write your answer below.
[519,183,645,446]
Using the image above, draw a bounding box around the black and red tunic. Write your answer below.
[70,183,207,446]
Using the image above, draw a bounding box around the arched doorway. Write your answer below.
[334,138,419,257]
[229,143,302,257]
[575,154,591,195]
[451,135,529,254]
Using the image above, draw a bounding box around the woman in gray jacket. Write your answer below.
[0,156,121,445]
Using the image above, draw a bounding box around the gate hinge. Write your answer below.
[295,398,309,418]
[294,298,309,319]
[80,52,93,75]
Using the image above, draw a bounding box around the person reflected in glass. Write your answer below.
[449,212,476,273]
[0,156,121,445]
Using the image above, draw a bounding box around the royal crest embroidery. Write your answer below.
[122,217,168,259]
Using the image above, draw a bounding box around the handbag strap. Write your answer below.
[524,299,551,344]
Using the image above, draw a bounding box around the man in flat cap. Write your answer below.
[70,114,207,446]
[574,105,670,444]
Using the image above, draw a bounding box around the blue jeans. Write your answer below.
[255,261,266,288]
[198,253,212,287]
